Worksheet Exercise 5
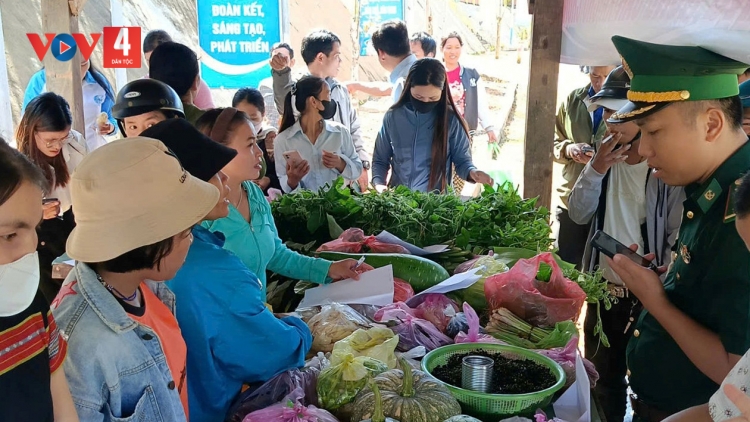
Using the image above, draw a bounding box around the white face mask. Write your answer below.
[0,252,40,317]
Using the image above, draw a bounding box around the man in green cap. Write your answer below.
[605,35,750,422]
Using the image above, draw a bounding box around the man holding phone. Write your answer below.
[604,37,750,422]
[568,65,683,422]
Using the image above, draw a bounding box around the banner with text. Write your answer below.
[198,0,283,89]
[359,0,404,56]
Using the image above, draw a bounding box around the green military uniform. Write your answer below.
[607,36,750,420]
[183,103,206,126]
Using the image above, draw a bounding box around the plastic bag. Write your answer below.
[453,253,510,312]
[393,278,415,302]
[375,305,453,352]
[396,346,427,370]
[317,352,389,411]
[414,294,459,332]
[363,237,410,254]
[226,365,323,422]
[242,387,339,422]
[535,337,599,388]
[445,312,469,339]
[348,304,381,322]
[316,228,367,252]
[484,253,586,327]
[307,304,371,354]
[455,303,503,344]
[331,327,399,369]
[373,302,418,321]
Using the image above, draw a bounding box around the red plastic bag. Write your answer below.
[316,228,366,252]
[484,253,586,327]
[242,388,338,422]
[393,278,415,302]
[455,302,503,344]
[364,237,410,254]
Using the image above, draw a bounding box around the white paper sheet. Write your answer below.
[405,267,483,307]
[375,231,448,255]
[63,260,75,266]
[553,352,591,422]
[297,265,394,309]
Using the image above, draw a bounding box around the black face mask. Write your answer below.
[411,96,439,114]
[318,99,337,120]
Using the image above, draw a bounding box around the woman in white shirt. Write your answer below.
[274,76,362,193]
[16,92,86,303]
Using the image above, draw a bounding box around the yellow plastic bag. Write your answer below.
[317,352,388,411]
[331,327,399,369]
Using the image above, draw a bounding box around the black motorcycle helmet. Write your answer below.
[112,79,185,136]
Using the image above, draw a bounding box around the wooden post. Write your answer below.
[495,6,502,59]
[522,0,562,209]
[110,0,128,93]
[41,0,85,135]
[0,5,15,145]
[352,0,361,81]
[426,0,433,35]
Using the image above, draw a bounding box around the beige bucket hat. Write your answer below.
[66,137,219,262]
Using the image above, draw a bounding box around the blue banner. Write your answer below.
[197,0,282,89]
[359,0,404,56]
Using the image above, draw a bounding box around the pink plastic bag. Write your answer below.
[414,294,459,333]
[363,237,410,254]
[375,304,453,352]
[455,302,504,344]
[373,302,418,321]
[393,278,415,303]
[242,388,339,422]
[484,253,586,327]
[535,337,599,388]
[316,228,367,253]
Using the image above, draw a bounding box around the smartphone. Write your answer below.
[282,150,303,166]
[591,230,659,272]
[42,197,59,204]
[582,145,595,156]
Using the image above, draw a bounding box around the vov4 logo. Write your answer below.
[26,27,142,69]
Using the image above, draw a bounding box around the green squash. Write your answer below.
[351,360,461,422]
[358,379,400,422]
[443,416,483,422]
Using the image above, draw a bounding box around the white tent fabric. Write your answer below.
[560,0,750,66]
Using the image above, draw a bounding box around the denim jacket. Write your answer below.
[52,263,187,422]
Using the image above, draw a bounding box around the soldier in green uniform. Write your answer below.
[604,36,750,422]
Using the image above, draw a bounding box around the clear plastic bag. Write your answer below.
[396,346,427,370]
[414,293,459,333]
[307,304,371,354]
[445,313,469,339]
[484,253,586,327]
[242,387,339,422]
[331,327,399,369]
[375,305,453,352]
[317,352,389,411]
[454,302,503,344]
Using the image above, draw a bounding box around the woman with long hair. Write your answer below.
[371,58,493,193]
[0,140,78,422]
[17,92,87,303]
[196,108,371,304]
[23,59,118,151]
[274,75,362,193]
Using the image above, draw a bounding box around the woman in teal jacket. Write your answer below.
[197,107,371,302]
[142,119,313,422]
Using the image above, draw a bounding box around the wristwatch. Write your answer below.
[362,160,371,170]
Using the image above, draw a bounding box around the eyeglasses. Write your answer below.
[39,132,74,149]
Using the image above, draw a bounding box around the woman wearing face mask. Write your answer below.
[112,78,185,137]
[273,75,362,193]
[23,59,118,151]
[233,87,282,193]
[372,58,494,193]
[0,141,78,422]
[141,119,312,422]
[51,137,220,421]
[197,108,372,304]
[17,92,87,304]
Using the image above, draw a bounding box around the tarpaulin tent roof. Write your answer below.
[560,0,750,66]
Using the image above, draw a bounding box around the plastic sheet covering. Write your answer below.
[560,0,750,65]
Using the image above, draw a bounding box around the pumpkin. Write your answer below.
[358,379,400,422]
[351,359,461,422]
[443,416,482,422]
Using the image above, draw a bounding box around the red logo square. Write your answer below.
[102,27,141,68]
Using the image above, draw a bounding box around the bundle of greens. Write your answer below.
[271,177,553,253]
[486,308,578,349]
